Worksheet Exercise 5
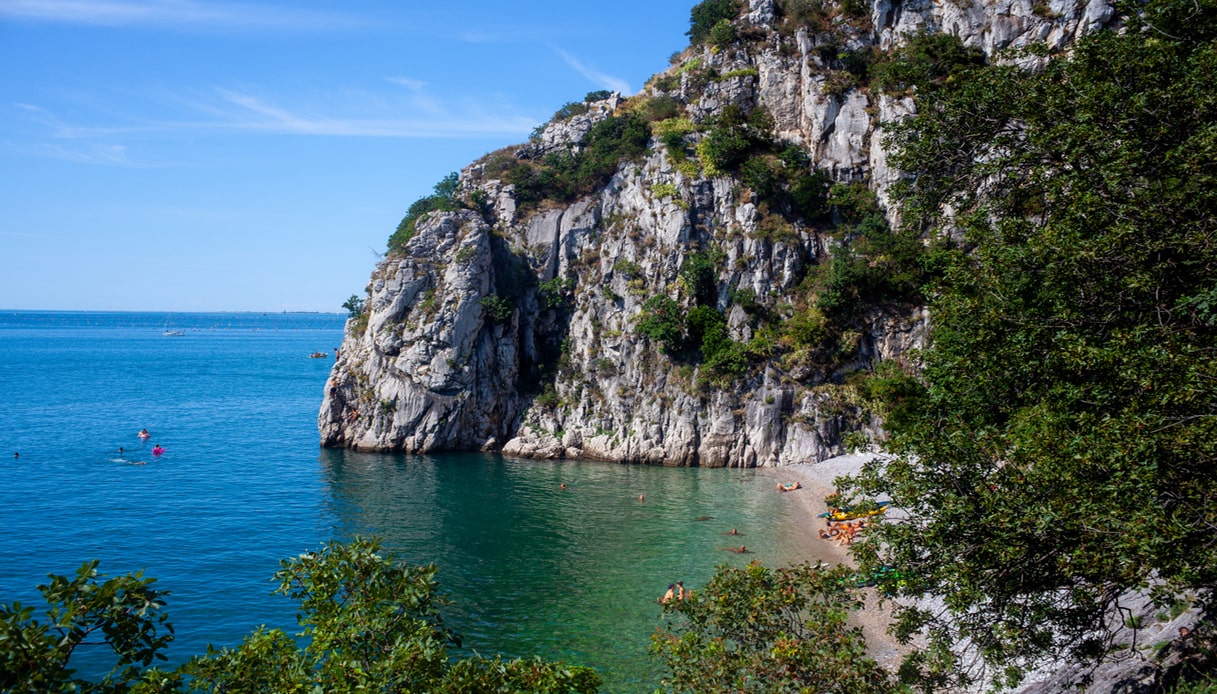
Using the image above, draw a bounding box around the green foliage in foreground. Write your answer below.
[651,561,898,693]
[844,0,1217,687]
[0,561,172,693]
[0,538,600,693]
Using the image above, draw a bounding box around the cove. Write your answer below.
[0,312,824,693]
[320,450,822,692]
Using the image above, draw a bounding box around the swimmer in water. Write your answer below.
[722,528,741,536]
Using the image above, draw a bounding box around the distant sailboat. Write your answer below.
[162,315,184,336]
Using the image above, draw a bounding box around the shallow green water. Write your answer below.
[319,450,821,692]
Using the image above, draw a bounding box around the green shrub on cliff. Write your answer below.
[508,113,652,209]
[388,172,463,253]
[869,30,986,95]
[687,0,742,45]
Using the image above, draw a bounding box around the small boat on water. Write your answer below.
[162,314,184,336]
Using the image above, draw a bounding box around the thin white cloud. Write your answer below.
[383,77,446,118]
[31,142,140,166]
[11,86,540,168]
[0,0,361,30]
[213,89,534,137]
[456,25,557,44]
[386,77,428,92]
[550,45,632,96]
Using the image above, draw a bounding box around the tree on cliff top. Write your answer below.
[687,0,742,45]
[844,0,1217,686]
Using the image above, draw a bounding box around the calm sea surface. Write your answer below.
[0,311,818,691]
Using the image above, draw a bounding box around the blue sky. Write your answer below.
[0,0,693,312]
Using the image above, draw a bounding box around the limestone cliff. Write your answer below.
[319,0,1115,465]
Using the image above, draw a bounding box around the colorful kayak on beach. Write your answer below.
[818,500,891,521]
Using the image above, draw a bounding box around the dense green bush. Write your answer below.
[651,562,895,693]
[809,216,928,322]
[708,18,738,48]
[537,277,573,311]
[699,105,774,173]
[639,94,683,122]
[687,0,742,45]
[509,114,651,209]
[551,101,590,122]
[0,539,601,693]
[845,0,1217,685]
[776,0,829,33]
[636,295,686,353]
[479,294,515,324]
[870,30,985,94]
[388,172,462,252]
[680,250,721,307]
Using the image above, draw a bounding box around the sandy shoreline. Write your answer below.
[756,453,907,669]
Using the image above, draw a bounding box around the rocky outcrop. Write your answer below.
[320,0,1116,465]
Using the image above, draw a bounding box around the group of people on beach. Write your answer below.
[819,519,868,546]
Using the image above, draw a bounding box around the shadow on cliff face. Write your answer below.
[486,234,574,428]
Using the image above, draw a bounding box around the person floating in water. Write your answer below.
[560,483,568,490]
[151,445,165,456]
[721,545,747,553]
[13,452,18,459]
[722,528,741,536]
[638,494,645,502]
[138,429,150,439]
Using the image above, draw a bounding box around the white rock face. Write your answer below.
[320,0,1116,466]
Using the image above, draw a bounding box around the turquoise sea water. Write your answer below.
[0,311,818,691]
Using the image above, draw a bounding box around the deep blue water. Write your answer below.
[0,311,817,691]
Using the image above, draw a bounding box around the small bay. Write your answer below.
[0,311,817,691]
